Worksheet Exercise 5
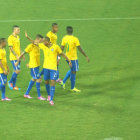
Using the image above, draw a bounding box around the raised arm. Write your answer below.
[77,46,90,62]
[25,31,35,44]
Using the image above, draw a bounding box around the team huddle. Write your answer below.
[0,23,89,105]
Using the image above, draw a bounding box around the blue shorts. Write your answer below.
[0,73,7,85]
[44,69,57,80]
[30,67,40,79]
[11,60,21,70]
[67,60,79,71]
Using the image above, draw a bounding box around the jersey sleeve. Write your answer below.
[8,36,13,47]
[75,38,80,47]
[25,44,33,53]
[56,45,62,55]
[61,38,65,46]
[38,43,44,50]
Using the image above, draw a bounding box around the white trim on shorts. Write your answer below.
[75,60,78,71]
[13,60,18,70]
[32,68,37,79]
[0,74,4,85]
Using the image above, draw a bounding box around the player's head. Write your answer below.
[52,23,58,33]
[0,38,7,48]
[35,34,44,43]
[67,26,73,35]
[43,36,50,46]
[13,25,20,35]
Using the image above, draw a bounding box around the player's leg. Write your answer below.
[70,60,80,92]
[0,74,11,101]
[44,69,51,101]
[49,70,57,105]
[34,67,46,100]
[50,79,55,105]
[24,78,36,99]
[13,70,20,90]
[8,60,21,90]
[60,60,71,89]
[8,60,17,89]
[56,65,62,83]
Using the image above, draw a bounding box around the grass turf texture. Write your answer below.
[0,0,140,140]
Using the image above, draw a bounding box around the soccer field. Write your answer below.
[0,0,140,140]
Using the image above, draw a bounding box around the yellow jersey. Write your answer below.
[47,31,57,44]
[25,43,40,68]
[61,35,80,60]
[8,34,20,61]
[39,43,62,70]
[0,48,7,73]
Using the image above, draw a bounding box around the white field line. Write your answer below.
[0,17,140,22]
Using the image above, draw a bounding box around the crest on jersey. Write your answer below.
[51,49,54,52]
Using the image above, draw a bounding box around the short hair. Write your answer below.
[36,34,43,39]
[13,25,19,30]
[44,36,50,42]
[67,26,73,34]
[0,38,6,44]
[52,23,58,27]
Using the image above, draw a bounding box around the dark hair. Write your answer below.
[67,26,73,34]
[0,38,6,44]
[36,34,43,39]
[13,25,19,30]
[44,36,50,42]
[52,23,58,27]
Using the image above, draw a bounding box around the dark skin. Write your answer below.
[25,32,72,86]
[61,33,90,74]
[43,40,72,86]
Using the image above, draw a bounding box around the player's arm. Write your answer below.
[61,46,65,51]
[15,52,27,66]
[9,46,19,59]
[0,60,8,75]
[25,31,39,45]
[60,53,72,67]
[25,31,34,43]
[77,46,90,62]
[7,66,10,74]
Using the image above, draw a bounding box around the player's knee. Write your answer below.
[45,80,49,84]
[32,79,36,82]
[51,80,55,86]
[72,71,76,74]
[15,70,20,74]
[36,79,41,83]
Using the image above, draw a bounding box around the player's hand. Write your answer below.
[69,61,72,67]
[86,56,90,62]
[16,55,19,60]
[57,59,60,65]
[15,61,19,67]
[26,64,29,68]
[25,31,28,38]
[3,70,8,75]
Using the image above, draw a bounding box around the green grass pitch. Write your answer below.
[0,0,140,140]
